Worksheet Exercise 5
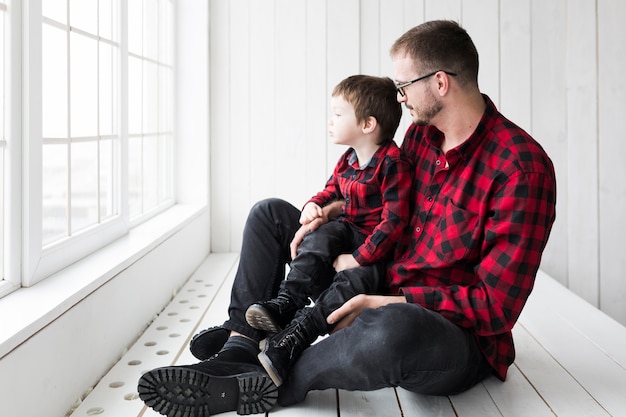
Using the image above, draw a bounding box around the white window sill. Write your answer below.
[0,203,208,360]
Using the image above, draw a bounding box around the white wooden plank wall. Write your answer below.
[208,0,626,325]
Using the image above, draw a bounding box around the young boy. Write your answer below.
[246,75,413,386]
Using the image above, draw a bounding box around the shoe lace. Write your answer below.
[275,324,305,360]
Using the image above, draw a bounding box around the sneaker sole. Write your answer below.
[138,366,278,416]
[245,304,282,334]
[258,347,285,388]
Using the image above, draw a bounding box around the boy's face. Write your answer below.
[329,95,364,146]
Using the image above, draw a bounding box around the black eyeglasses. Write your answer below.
[395,70,457,97]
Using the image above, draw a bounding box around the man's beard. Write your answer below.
[413,90,442,126]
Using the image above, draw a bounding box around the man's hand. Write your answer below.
[326,294,407,332]
[333,254,360,272]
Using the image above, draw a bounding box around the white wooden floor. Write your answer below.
[67,253,626,417]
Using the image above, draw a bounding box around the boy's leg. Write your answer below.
[279,302,492,406]
[246,221,366,334]
[224,198,301,340]
[257,264,386,386]
[279,220,356,306]
[190,198,301,359]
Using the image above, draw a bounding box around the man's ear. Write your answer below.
[362,116,378,134]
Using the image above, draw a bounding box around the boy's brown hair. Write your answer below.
[332,75,402,144]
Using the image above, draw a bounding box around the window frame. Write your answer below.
[17,0,175,288]
[1,0,20,298]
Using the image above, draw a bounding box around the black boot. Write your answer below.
[257,308,323,387]
[245,291,301,334]
[189,326,230,360]
[138,355,278,416]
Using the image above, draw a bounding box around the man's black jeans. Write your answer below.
[222,198,492,404]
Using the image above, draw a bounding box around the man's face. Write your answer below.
[393,55,442,126]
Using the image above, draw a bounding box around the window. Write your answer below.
[0,1,6,294]
[127,0,174,221]
[3,0,175,291]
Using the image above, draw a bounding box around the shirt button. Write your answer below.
[416,226,421,232]
[436,159,441,166]
[427,196,433,202]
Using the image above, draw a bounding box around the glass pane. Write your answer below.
[42,25,68,138]
[128,56,142,134]
[70,33,98,138]
[143,0,158,60]
[99,0,114,40]
[71,141,99,232]
[158,134,173,202]
[70,0,98,34]
[128,136,142,217]
[143,61,158,133]
[160,0,174,65]
[43,0,67,24]
[143,135,158,210]
[100,42,115,136]
[42,144,69,244]
[99,138,116,219]
[159,67,172,132]
[128,0,143,55]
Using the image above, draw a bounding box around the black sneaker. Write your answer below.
[245,292,299,334]
[138,358,278,416]
[189,326,230,360]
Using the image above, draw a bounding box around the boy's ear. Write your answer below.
[362,116,378,134]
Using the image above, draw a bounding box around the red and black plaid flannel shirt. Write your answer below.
[307,140,412,265]
[389,95,557,380]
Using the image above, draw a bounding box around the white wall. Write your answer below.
[0,3,212,416]
[208,0,626,325]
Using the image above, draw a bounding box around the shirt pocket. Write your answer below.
[434,198,482,264]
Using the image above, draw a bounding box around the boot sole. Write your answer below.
[258,347,285,387]
[138,366,278,416]
[245,304,283,334]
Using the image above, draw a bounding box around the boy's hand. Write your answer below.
[333,254,360,272]
[300,203,323,225]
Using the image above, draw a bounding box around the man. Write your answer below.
[138,20,557,417]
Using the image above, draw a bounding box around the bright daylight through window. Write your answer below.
[1,0,174,296]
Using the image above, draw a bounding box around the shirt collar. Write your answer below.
[424,94,498,163]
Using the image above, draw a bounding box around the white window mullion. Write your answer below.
[22,0,44,286]
[1,0,22,297]
[120,0,129,224]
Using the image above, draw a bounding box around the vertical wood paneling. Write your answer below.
[462,0,500,106]
[249,0,277,204]
[360,0,381,75]
[273,0,308,207]
[598,0,626,323]
[209,0,231,252]
[207,0,626,325]
[499,1,531,131]
[228,0,251,251]
[424,0,461,21]
[566,0,599,306]
[530,0,568,282]
[326,0,360,172]
[303,0,328,204]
